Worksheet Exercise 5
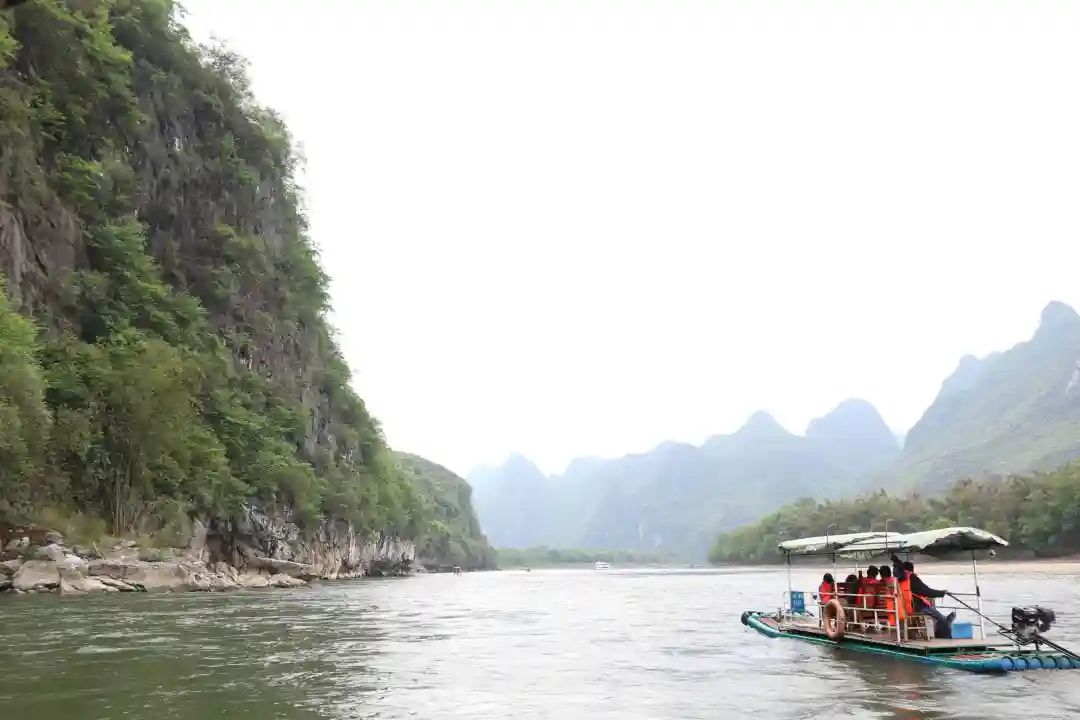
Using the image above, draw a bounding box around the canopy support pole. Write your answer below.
[785,552,792,613]
[971,551,985,641]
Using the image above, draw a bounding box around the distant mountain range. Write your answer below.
[470,399,899,559]
[468,301,1080,560]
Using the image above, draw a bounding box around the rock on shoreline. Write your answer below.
[0,547,310,595]
[202,506,416,580]
[1,511,417,597]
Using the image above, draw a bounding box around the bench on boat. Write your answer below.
[821,581,936,641]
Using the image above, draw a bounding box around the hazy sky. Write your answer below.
[181,0,1080,477]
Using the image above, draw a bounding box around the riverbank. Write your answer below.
[1,535,316,596]
[0,509,417,597]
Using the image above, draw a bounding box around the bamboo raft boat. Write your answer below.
[741,526,1080,673]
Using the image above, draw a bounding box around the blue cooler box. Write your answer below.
[951,622,974,639]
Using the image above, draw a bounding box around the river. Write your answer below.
[2,564,1080,719]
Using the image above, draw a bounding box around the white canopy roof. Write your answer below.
[778,531,886,555]
[837,526,1008,557]
[778,526,1008,556]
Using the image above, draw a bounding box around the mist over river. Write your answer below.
[3,564,1080,719]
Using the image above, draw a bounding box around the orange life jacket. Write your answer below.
[900,574,930,616]
[858,578,879,609]
[818,581,835,604]
[881,577,902,624]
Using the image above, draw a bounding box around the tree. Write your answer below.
[0,279,50,516]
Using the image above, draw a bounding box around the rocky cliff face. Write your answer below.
[395,452,495,570]
[883,301,1080,489]
[203,506,415,579]
[0,1,424,547]
[1,509,416,598]
[0,170,83,314]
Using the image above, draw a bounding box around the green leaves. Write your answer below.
[0,13,17,71]
[396,452,495,570]
[11,0,139,156]
[0,0,425,544]
[0,280,51,516]
[708,464,1080,563]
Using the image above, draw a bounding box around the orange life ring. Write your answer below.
[823,599,846,640]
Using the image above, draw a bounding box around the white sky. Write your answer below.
[181,0,1080,477]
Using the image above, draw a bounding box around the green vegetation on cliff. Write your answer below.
[0,1,423,539]
[707,463,1080,563]
[394,452,495,570]
[707,303,1080,565]
[881,302,1080,490]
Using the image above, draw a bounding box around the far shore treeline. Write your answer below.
[708,463,1080,564]
[496,546,677,568]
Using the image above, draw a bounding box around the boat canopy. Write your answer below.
[778,531,886,555]
[837,526,1008,557]
[778,526,1008,557]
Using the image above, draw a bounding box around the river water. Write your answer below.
[2,564,1080,719]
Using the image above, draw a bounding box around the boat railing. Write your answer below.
[782,588,987,643]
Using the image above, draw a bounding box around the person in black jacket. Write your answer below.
[892,554,956,639]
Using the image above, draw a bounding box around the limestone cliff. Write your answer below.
[395,452,496,571]
[204,506,416,579]
[882,301,1080,490]
[0,0,458,573]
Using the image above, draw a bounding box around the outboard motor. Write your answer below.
[1004,606,1080,660]
[947,593,1079,660]
[1011,606,1056,644]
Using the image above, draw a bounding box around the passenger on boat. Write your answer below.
[857,566,880,623]
[817,573,836,605]
[877,565,901,628]
[892,554,956,639]
[843,574,859,605]
[860,565,879,595]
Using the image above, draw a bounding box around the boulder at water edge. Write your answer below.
[123,562,197,592]
[58,567,115,594]
[87,559,142,578]
[237,572,270,589]
[97,576,139,592]
[34,544,67,562]
[4,536,29,553]
[247,556,318,579]
[268,573,306,588]
[13,561,61,591]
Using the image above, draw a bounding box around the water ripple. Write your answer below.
[3,566,1080,718]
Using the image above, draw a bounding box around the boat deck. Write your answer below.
[744,610,1080,672]
[770,616,1012,653]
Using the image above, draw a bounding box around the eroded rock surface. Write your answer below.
[13,561,60,591]
[1,507,417,599]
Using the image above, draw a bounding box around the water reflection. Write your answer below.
[829,646,944,719]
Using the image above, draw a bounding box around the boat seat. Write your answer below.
[836,581,859,605]
[852,606,882,632]
[905,614,933,641]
